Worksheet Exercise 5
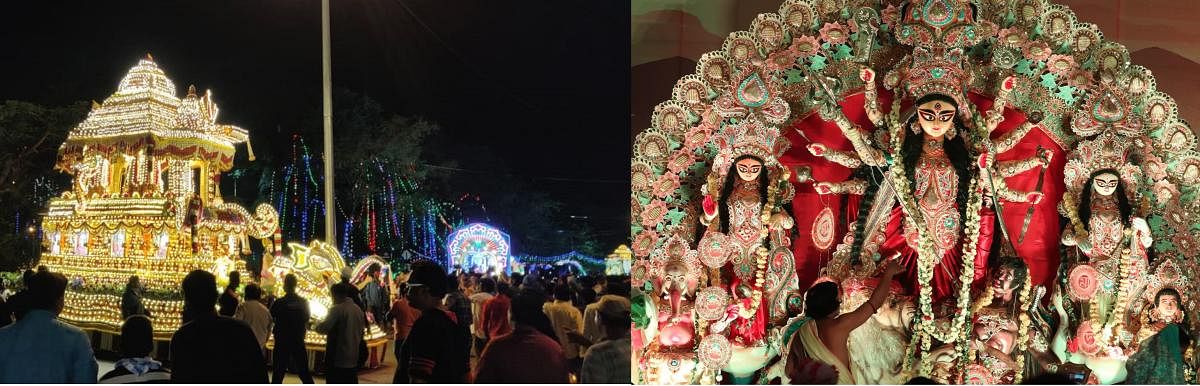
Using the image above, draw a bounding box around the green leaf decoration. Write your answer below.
[1081,57,1098,71]
[1015,59,1037,76]
[1002,11,1016,27]
[833,44,854,61]
[1148,215,1167,233]
[665,209,687,226]
[785,69,806,85]
[1039,73,1058,89]
[677,187,694,203]
[1182,187,1200,203]
[809,55,829,71]
[1055,85,1079,105]
[1155,239,1176,254]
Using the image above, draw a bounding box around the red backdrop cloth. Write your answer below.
[781,89,1066,298]
[878,205,996,302]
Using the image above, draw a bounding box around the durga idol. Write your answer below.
[810,50,1045,304]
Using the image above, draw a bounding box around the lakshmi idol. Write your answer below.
[698,118,800,383]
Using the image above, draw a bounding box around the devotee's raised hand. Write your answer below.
[881,255,902,278]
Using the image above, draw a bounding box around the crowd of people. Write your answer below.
[0,262,632,384]
[388,262,634,384]
[784,258,1194,385]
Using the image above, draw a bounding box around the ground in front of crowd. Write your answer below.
[98,348,403,384]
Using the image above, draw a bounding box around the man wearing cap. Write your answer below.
[579,296,632,384]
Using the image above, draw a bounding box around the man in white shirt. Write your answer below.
[234,283,272,355]
[316,282,367,384]
[543,284,584,373]
[468,277,496,355]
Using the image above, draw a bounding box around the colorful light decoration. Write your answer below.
[514,250,606,276]
[446,223,511,274]
[271,136,462,265]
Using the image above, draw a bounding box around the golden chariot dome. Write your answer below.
[40,55,266,337]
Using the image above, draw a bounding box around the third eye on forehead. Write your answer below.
[919,108,955,116]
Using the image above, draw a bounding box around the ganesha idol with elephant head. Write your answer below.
[638,237,706,385]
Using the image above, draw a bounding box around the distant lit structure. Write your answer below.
[446,223,511,274]
[606,244,632,276]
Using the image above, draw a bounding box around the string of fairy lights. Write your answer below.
[269,135,462,264]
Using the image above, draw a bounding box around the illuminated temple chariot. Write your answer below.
[632,0,1200,384]
[39,56,384,348]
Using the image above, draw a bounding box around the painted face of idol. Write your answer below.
[1092,172,1120,197]
[916,99,957,138]
[735,157,763,182]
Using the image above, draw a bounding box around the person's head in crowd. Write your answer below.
[27,270,68,314]
[597,296,632,338]
[121,315,155,358]
[367,263,381,280]
[125,275,142,294]
[447,274,462,294]
[283,274,298,295]
[511,288,556,338]
[330,281,352,303]
[227,270,241,290]
[397,283,409,299]
[22,269,35,286]
[37,265,48,273]
[496,282,513,298]
[480,278,496,294]
[182,270,219,320]
[805,281,841,320]
[244,283,263,302]
[606,281,630,298]
[554,284,571,302]
[407,260,448,311]
[511,273,523,288]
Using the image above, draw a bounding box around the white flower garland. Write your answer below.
[886,119,982,377]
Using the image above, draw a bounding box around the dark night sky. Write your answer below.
[0,1,631,249]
